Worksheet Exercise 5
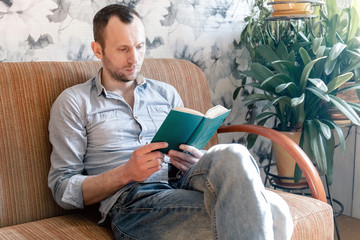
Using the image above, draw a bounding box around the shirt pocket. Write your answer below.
[146,105,171,132]
[87,110,138,148]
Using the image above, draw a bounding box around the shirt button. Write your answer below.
[139,136,143,140]
[134,115,138,119]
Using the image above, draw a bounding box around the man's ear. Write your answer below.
[91,41,103,59]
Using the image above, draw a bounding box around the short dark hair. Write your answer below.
[93,4,141,49]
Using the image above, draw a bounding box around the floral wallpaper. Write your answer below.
[0,0,271,164]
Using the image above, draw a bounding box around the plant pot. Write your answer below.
[272,131,306,183]
[330,82,360,126]
[270,0,315,17]
[336,82,360,103]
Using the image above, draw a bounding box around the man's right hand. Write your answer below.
[82,142,168,206]
[124,142,168,182]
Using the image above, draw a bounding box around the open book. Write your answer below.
[151,105,230,153]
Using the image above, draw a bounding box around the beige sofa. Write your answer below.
[0,59,333,239]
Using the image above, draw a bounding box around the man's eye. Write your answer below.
[137,44,144,49]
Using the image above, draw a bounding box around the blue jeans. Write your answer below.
[109,144,293,240]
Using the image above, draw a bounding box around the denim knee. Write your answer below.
[206,143,259,175]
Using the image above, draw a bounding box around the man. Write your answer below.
[48,4,293,240]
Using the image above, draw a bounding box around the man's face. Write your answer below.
[100,15,146,82]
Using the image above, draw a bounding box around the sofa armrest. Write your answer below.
[217,124,327,203]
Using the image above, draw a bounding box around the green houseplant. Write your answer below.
[237,0,360,184]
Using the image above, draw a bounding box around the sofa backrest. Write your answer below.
[0,59,215,227]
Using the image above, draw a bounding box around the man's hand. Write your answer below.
[82,142,167,206]
[125,142,168,182]
[168,144,203,174]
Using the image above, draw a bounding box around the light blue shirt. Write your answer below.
[48,68,183,223]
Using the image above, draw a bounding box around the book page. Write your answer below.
[205,105,230,118]
[174,106,205,116]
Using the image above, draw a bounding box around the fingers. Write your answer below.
[145,157,165,171]
[126,143,168,182]
[179,144,204,159]
[134,142,168,155]
[132,142,168,164]
[168,145,203,173]
[169,155,193,173]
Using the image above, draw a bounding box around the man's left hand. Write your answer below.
[167,144,203,174]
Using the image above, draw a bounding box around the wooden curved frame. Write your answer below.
[217,124,327,203]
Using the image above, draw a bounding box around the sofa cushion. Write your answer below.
[0,189,333,239]
[275,190,334,240]
[0,214,112,239]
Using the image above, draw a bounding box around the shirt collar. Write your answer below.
[95,68,147,96]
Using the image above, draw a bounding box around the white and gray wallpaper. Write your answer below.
[0,0,271,164]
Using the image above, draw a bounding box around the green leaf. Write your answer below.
[348,6,360,41]
[300,57,327,91]
[288,50,296,63]
[324,58,337,75]
[327,72,354,93]
[328,14,340,46]
[302,123,314,161]
[263,96,291,112]
[342,51,360,73]
[254,111,276,121]
[233,87,242,100]
[312,37,323,54]
[348,37,360,50]
[275,82,298,96]
[324,133,335,184]
[315,119,332,140]
[246,133,258,149]
[298,31,309,42]
[294,163,303,183]
[307,120,327,175]
[249,63,274,82]
[246,115,274,149]
[306,86,331,102]
[261,75,286,89]
[348,102,360,113]
[291,93,305,107]
[316,46,327,58]
[243,93,271,103]
[329,95,360,125]
[308,78,328,92]
[299,47,311,65]
[244,82,261,88]
[256,44,286,74]
[271,60,298,75]
[276,41,289,60]
[323,119,346,154]
[329,43,347,61]
[326,0,339,21]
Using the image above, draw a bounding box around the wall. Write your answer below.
[330,126,360,218]
[0,0,271,161]
[0,0,249,121]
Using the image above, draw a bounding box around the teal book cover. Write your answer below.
[151,106,230,153]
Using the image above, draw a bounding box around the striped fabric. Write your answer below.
[275,190,334,240]
[0,214,112,239]
[0,60,333,239]
[0,61,102,227]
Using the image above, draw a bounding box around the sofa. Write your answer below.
[0,59,333,239]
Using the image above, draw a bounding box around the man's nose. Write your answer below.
[128,48,138,64]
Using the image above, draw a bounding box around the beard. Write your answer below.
[102,53,139,83]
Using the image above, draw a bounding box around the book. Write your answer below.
[151,105,230,153]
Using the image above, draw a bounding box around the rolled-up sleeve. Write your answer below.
[48,89,87,209]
